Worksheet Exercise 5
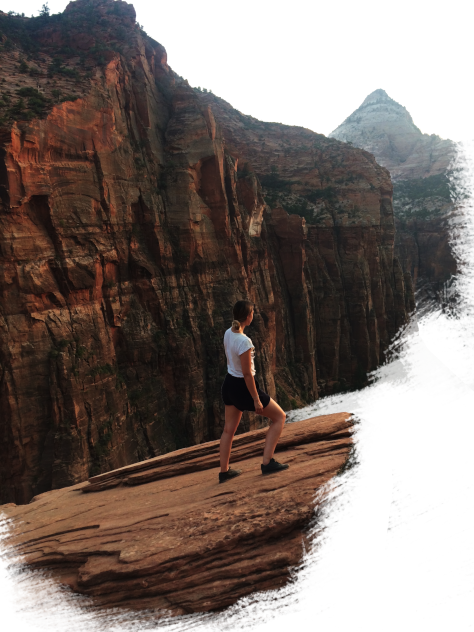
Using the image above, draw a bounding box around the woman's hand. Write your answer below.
[253,397,264,415]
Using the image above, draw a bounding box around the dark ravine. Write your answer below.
[0,1,412,505]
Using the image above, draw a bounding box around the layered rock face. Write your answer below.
[395,198,474,322]
[330,89,457,299]
[1,413,352,615]
[0,1,411,505]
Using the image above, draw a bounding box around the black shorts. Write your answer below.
[221,373,271,412]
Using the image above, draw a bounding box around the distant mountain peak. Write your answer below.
[330,90,454,181]
[361,89,391,106]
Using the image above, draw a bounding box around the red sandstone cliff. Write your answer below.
[0,0,412,505]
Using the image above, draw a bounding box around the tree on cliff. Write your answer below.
[38,3,50,17]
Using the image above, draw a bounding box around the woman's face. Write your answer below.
[246,309,254,326]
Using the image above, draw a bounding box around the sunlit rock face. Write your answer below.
[0,1,412,504]
[330,89,455,181]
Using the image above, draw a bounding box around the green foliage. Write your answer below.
[260,165,292,192]
[18,59,29,73]
[9,98,25,116]
[2,38,15,52]
[48,57,80,80]
[283,197,312,221]
[89,363,115,378]
[306,186,337,204]
[38,3,50,17]
[17,87,49,117]
[17,86,39,97]
[393,173,451,204]
[48,57,62,75]
[75,345,87,359]
[393,173,457,221]
[87,43,106,65]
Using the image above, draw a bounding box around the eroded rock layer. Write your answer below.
[1,413,352,615]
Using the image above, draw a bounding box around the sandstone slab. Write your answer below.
[1,412,352,615]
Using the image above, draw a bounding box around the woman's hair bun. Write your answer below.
[231,319,241,331]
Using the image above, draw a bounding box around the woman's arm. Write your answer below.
[240,350,257,399]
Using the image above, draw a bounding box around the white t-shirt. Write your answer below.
[224,328,255,377]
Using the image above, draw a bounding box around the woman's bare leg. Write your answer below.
[220,405,243,472]
[260,398,286,465]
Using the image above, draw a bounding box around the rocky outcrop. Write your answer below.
[330,89,457,299]
[1,413,352,615]
[330,89,455,182]
[0,1,411,505]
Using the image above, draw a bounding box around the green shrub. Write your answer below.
[18,59,29,73]
[115,372,125,389]
[89,363,115,377]
[260,165,292,192]
[61,67,80,79]
[60,94,79,103]
[75,345,87,358]
[13,90,29,100]
[306,186,337,204]
[9,98,25,116]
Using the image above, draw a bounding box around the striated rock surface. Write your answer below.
[1,412,353,615]
[395,198,474,321]
[0,1,411,505]
[330,89,457,299]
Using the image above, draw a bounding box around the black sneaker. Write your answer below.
[219,468,242,484]
[261,458,289,475]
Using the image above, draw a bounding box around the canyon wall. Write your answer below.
[330,89,457,302]
[395,197,474,323]
[0,1,412,504]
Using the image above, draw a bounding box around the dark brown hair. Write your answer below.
[232,300,254,331]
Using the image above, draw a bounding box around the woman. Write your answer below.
[219,300,289,483]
